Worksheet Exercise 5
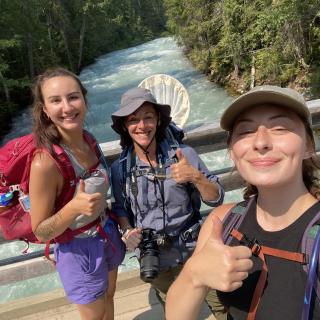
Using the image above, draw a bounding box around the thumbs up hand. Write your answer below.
[170,148,197,184]
[187,214,253,292]
[71,179,104,217]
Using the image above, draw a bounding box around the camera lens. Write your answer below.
[139,228,160,283]
[140,254,160,282]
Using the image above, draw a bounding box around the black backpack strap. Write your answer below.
[165,122,184,148]
[222,196,255,245]
[118,146,136,225]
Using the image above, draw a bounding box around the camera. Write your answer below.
[139,228,160,283]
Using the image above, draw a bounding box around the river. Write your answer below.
[2,37,233,144]
[0,37,240,303]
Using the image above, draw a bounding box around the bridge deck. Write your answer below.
[0,270,215,320]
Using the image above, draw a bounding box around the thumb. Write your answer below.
[175,148,185,161]
[78,179,86,193]
[210,214,224,244]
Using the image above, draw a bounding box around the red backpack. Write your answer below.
[0,130,105,246]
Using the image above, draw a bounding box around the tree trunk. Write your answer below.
[233,59,239,79]
[250,55,255,89]
[26,33,34,79]
[204,49,211,75]
[0,70,10,102]
[77,13,87,72]
[46,12,54,58]
[61,29,74,71]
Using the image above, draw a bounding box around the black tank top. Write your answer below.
[218,199,320,320]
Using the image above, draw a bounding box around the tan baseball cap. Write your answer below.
[220,85,311,131]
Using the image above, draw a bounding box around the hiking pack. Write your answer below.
[222,196,320,320]
[0,130,108,249]
[118,122,202,236]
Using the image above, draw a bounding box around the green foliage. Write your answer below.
[254,48,282,83]
[164,0,320,91]
[2,0,320,139]
[0,0,167,138]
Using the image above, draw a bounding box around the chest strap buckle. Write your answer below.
[238,232,261,256]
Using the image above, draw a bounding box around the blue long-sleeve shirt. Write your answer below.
[111,139,224,268]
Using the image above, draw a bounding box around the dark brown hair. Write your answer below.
[227,116,320,200]
[32,67,87,151]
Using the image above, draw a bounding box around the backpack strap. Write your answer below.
[224,197,320,320]
[118,137,200,230]
[83,130,109,171]
[165,123,182,149]
[53,130,108,242]
[302,223,320,320]
[53,130,107,210]
[301,210,320,316]
[226,198,309,320]
[118,145,134,216]
[301,211,320,277]
[44,131,113,261]
[222,196,256,245]
[18,134,36,193]
[51,144,77,212]
[231,228,306,320]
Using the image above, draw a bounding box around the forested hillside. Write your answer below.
[164,0,320,96]
[1,0,320,140]
[0,0,166,137]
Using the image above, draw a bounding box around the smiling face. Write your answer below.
[41,76,86,134]
[124,102,158,150]
[229,104,313,190]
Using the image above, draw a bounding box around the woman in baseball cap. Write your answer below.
[110,86,224,315]
[166,85,320,320]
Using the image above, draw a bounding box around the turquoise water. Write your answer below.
[0,37,242,303]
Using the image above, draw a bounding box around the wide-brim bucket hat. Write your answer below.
[111,87,171,134]
[220,85,311,131]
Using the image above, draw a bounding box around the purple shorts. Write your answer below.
[54,220,125,305]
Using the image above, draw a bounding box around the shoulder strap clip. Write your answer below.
[231,229,261,256]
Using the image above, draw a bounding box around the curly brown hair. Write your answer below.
[32,67,87,151]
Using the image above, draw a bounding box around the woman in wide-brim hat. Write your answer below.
[110,87,224,314]
[111,87,172,150]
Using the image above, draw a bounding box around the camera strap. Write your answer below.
[125,140,201,242]
[129,151,140,227]
[127,147,168,234]
[145,151,167,235]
